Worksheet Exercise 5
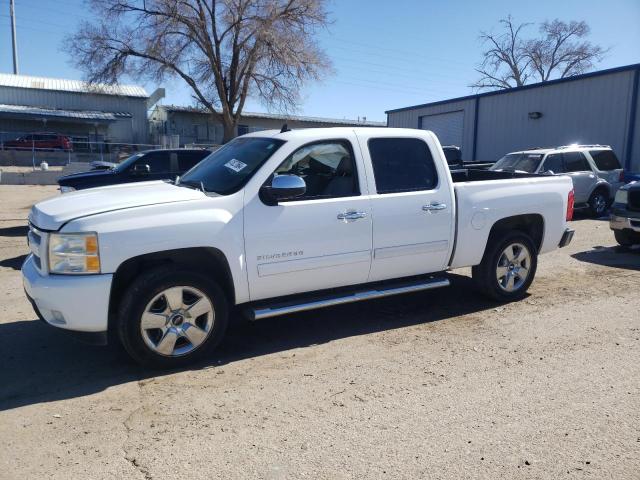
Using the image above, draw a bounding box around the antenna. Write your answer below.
[280,123,290,133]
[10,0,19,74]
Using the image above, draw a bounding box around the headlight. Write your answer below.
[48,232,100,274]
[614,189,628,204]
[60,186,75,194]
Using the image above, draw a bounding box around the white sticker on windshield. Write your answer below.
[224,158,247,172]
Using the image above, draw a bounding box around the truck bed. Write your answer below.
[449,171,573,269]
[450,168,542,183]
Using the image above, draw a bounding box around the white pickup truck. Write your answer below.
[23,128,575,367]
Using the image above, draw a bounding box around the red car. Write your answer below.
[3,132,73,151]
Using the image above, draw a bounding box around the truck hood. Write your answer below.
[30,181,206,231]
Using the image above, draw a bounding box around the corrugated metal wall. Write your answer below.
[387,66,640,172]
[475,70,635,162]
[0,86,149,143]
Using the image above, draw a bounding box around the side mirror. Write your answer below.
[543,169,555,175]
[132,164,150,175]
[260,174,306,205]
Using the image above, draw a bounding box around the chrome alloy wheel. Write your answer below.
[496,242,531,292]
[592,193,607,215]
[140,286,215,357]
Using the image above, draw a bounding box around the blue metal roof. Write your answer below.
[386,63,640,114]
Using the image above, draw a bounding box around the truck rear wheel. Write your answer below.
[116,266,229,368]
[472,231,538,302]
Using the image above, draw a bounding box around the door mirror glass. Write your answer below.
[132,163,150,175]
[261,174,306,205]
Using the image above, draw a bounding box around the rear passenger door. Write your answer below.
[358,134,455,282]
[563,151,596,204]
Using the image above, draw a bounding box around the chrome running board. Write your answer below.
[247,277,450,321]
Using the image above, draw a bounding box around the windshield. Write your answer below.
[179,137,285,194]
[114,152,146,172]
[490,153,543,173]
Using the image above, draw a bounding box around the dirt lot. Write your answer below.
[1,185,639,479]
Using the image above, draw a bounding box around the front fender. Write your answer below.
[62,194,249,303]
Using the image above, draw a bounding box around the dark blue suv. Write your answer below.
[58,149,211,192]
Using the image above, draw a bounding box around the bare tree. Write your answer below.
[66,0,331,142]
[472,16,533,90]
[472,16,607,91]
[526,20,607,81]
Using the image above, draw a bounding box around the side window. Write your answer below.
[543,154,565,173]
[237,125,250,136]
[368,138,438,194]
[135,151,170,173]
[590,150,621,171]
[564,152,591,172]
[274,140,358,199]
[178,151,208,172]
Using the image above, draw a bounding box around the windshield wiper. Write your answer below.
[176,178,208,193]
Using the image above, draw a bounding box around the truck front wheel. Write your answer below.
[116,267,229,368]
[472,232,538,302]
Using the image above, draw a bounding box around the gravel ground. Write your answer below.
[0,185,638,480]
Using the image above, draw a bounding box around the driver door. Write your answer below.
[243,138,373,301]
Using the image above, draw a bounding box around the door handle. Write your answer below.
[337,211,368,222]
[422,202,447,212]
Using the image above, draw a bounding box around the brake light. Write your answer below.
[566,189,575,221]
[619,170,625,182]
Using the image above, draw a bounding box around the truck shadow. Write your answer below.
[0,254,28,270]
[572,245,640,271]
[0,225,29,237]
[0,273,500,412]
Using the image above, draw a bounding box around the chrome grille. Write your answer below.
[27,225,46,273]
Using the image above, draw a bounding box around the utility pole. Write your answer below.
[10,0,19,74]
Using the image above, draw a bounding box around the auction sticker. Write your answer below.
[224,158,247,172]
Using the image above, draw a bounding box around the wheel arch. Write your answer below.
[108,247,235,331]
[486,214,545,254]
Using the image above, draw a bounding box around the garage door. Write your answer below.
[419,110,464,147]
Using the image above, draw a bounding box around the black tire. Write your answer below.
[472,231,538,302]
[116,266,229,368]
[588,190,609,218]
[614,229,640,247]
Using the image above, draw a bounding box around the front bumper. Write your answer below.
[558,228,575,248]
[610,215,640,233]
[22,254,113,334]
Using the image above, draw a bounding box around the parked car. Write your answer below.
[57,149,211,193]
[3,132,72,151]
[489,145,624,217]
[610,181,640,246]
[23,128,574,368]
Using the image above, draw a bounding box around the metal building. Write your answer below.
[386,63,640,173]
[150,105,385,146]
[0,73,164,146]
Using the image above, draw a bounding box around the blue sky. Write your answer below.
[0,0,638,121]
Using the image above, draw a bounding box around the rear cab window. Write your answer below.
[368,138,438,193]
[178,150,209,172]
[590,150,621,171]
